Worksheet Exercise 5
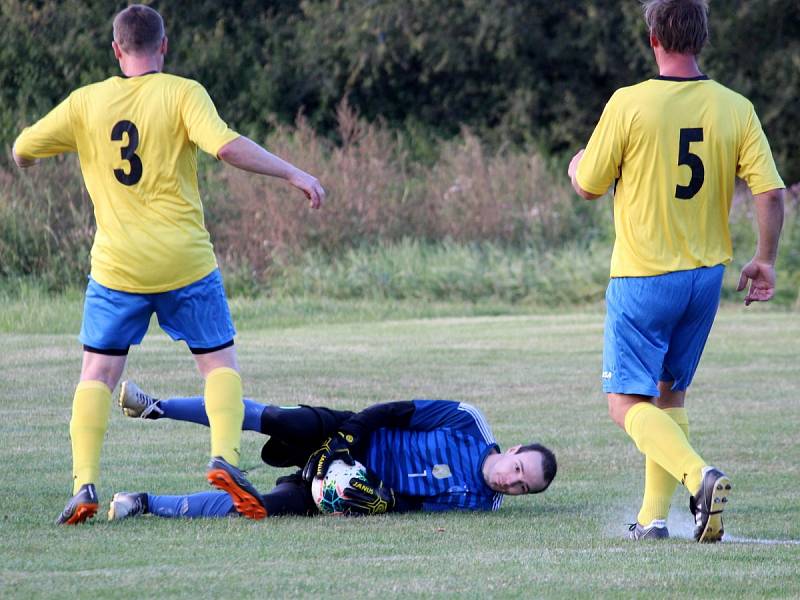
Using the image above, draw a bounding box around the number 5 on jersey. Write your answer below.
[111,120,143,186]
[676,127,704,200]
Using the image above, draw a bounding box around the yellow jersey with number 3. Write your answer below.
[576,76,784,278]
[14,72,239,292]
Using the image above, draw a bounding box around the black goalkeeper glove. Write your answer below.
[301,431,356,482]
[342,477,396,515]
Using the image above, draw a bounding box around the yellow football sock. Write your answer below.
[70,380,111,494]
[624,402,705,496]
[204,367,243,466]
[637,407,690,525]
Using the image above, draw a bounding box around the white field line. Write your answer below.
[607,507,800,545]
[723,536,800,546]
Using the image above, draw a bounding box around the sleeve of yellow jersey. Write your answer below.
[576,92,627,196]
[13,94,78,158]
[180,82,240,158]
[736,106,785,195]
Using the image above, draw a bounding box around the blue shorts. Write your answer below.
[602,265,724,397]
[79,268,236,354]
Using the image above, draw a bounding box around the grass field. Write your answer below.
[1,306,799,598]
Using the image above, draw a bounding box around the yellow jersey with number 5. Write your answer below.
[14,72,239,292]
[576,76,784,278]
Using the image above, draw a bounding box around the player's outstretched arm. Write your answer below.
[737,188,784,306]
[218,136,325,209]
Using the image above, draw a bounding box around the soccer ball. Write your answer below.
[311,459,369,515]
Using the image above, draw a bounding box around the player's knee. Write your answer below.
[607,397,627,428]
[79,371,120,391]
[80,351,127,390]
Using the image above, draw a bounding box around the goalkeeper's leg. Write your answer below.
[259,405,357,468]
[120,381,266,431]
[261,471,317,516]
[136,472,315,519]
[259,405,355,440]
[142,491,237,518]
[125,393,354,441]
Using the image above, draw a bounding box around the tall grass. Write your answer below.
[0,159,93,290]
[246,239,612,306]
[209,103,607,273]
[1,104,797,305]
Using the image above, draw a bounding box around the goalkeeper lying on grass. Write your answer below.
[108,382,557,520]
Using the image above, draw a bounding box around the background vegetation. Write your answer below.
[3,0,799,173]
[2,105,798,305]
[1,0,798,304]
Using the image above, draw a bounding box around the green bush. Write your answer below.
[0,156,92,290]
[2,1,798,180]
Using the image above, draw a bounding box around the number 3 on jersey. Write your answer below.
[111,120,143,185]
[676,127,704,200]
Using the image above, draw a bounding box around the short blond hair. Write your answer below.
[113,4,165,56]
[643,0,709,55]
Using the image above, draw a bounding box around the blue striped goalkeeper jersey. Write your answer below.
[365,400,503,512]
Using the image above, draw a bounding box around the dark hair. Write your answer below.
[643,0,709,55]
[113,5,165,56]
[516,443,557,494]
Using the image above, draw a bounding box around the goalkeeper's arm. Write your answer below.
[338,401,416,440]
[303,401,416,481]
[343,477,422,515]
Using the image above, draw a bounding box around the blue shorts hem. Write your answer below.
[187,338,235,354]
[602,382,659,397]
[657,378,689,393]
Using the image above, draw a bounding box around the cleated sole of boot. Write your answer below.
[60,503,99,525]
[697,477,732,543]
[207,469,267,520]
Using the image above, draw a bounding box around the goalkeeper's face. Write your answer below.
[484,446,545,495]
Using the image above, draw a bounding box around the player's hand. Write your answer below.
[302,431,356,481]
[288,169,325,210]
[737,258,776,305]
[342,477,396,516]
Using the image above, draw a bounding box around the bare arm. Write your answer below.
[567,149,601,200]
[218,136,325,209]
[736,188,785,305]
[12,144,37,168]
